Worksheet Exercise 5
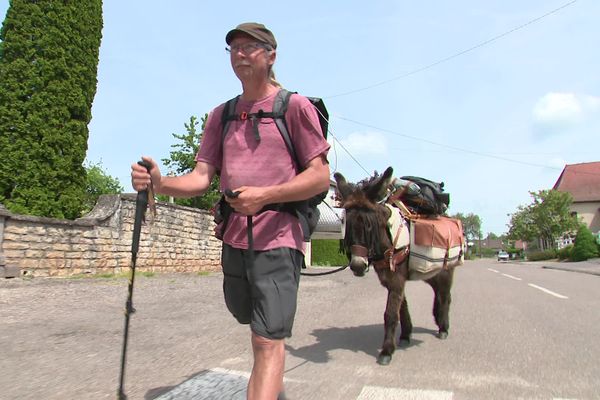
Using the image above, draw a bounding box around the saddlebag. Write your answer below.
[408,215,464,280]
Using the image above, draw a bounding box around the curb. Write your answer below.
[541,264,600,277]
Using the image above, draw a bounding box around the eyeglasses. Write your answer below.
[225,42,270,55]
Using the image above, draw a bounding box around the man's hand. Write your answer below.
[131,156,161,192]
[225,186,268,216]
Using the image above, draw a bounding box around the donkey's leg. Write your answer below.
[398,296,413,345]
[428,268,454,339]
[378,287,403,366]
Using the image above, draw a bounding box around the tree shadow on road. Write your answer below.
[286,324,437,365]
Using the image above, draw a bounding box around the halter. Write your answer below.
[350,216,409,273]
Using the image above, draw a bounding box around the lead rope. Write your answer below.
[247,215,254,267]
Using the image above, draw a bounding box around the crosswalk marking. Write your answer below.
[154,368,248,400]
[357,386,453,400]
[154,368,581,399]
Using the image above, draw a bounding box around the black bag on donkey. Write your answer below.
[399,176,450,215]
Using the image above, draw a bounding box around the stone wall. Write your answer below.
[0,195,222,278]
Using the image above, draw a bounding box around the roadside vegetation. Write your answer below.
[68,271,156,280]
[311,239,348,266]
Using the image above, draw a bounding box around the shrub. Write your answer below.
[82,161,123,214]
[556,245,573,261]
[474,247,498,258]
[526,249,556,261]
[572,225,599,261]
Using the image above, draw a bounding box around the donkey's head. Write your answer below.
[334,167,394,277]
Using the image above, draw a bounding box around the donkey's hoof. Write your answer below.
[438,331,448,340]
[377,354,392,366]
[398,336,410,346]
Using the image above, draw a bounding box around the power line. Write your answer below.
[335,114,565,171]
[326,128,371,176]
[324,0,578,100]
[313,106,372,176]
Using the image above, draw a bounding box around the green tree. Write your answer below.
[571,224,599,261]
[508,190,579,250]
[450,212,482,241]
[507,204,537,242]
[450,212,482,257]
[83,161,123,214]
[160,115,220,209]
[0,1,103,219]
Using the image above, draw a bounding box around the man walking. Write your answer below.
[131,22,330,399]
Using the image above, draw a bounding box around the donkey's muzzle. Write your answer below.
[349,245,369,277]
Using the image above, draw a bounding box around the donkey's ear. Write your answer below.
[382,167,394,182]
[366,167,394,202]
[334,172,352,200]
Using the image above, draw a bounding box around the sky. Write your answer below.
[1,0,598,235]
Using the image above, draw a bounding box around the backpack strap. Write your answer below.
[271,89,302,168]
[221,95,240,145]
[220,90,303,166]
[219,89,312,241]
[269,89,312,240]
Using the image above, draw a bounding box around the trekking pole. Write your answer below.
[118,160,151,400]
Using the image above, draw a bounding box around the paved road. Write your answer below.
[1,258,599,399]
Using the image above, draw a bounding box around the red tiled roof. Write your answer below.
[553,162,600,202]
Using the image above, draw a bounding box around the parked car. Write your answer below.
[497,250,509,262]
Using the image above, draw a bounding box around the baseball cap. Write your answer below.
[225,22,277,49]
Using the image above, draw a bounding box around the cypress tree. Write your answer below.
[0,0,103,219]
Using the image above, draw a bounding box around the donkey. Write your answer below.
[334,166,456,366]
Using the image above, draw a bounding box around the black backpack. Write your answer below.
[220,88,329,241]
[398,176,450,215]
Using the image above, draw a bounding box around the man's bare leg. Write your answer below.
[247,332,285,400]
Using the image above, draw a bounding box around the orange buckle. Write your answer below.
[240,111,248,120]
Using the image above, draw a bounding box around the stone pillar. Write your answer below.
[304,240,312,267]
[0,212,20,278]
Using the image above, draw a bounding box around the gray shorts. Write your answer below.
[221,244,303,340]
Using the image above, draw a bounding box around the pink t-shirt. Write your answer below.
[196,90,330,253]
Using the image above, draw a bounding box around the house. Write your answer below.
[473,236,504,252]
[553,161,600,235]
[312,179,344,240]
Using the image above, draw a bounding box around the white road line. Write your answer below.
[528,283,569,299]
[357,386,453,400]
[488,268,500,273]
[501,273,522,281]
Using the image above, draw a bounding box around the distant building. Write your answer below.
[513,240,528,251]
[474,236,504,251]
[312,180,344,240]
[553,161,600,235]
